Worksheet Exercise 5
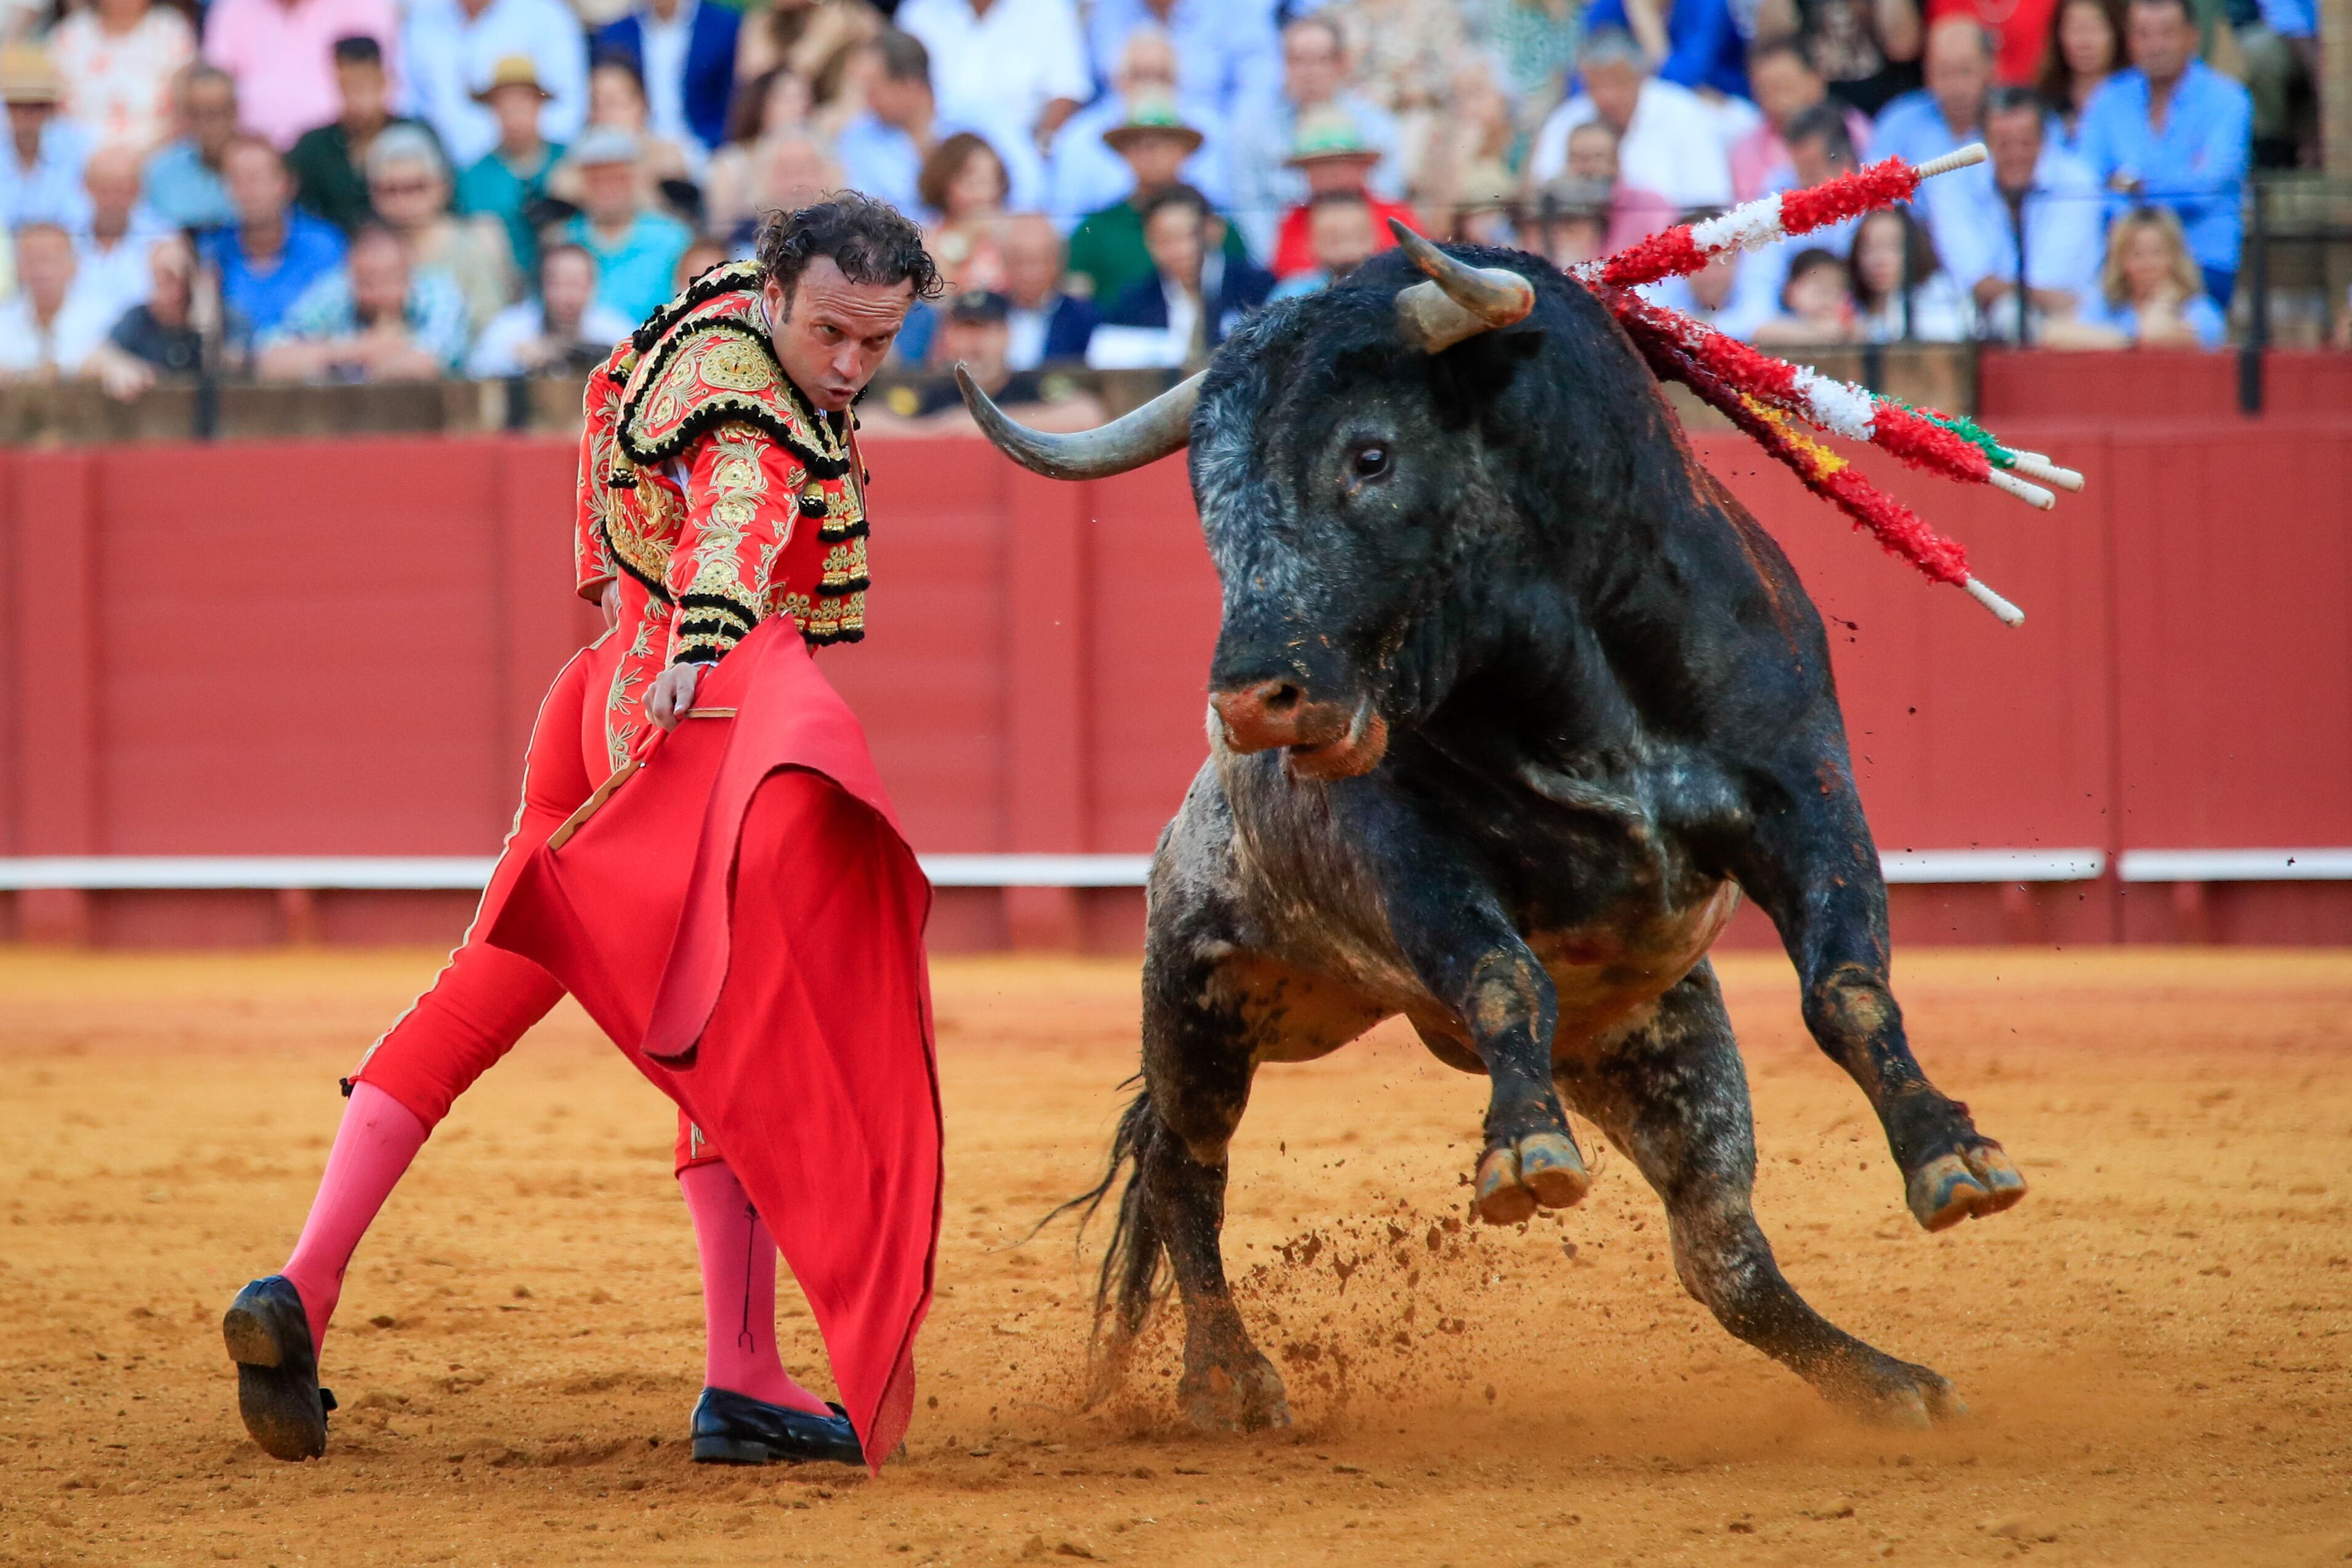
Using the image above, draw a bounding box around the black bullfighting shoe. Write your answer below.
[222,1276,336,1461]
[689,1387,864,1466]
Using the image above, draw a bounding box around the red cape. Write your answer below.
[488,619,941,1471]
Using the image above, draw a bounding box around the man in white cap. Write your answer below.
[557,123,690,320]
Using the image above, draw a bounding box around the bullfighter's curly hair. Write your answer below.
[754,192,944,309]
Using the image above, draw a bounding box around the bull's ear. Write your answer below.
[1390,222,1535,354]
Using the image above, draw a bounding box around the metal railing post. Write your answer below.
[2240,180,2269,416]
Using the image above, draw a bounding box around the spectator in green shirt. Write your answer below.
[1065,99,1251,305]
[455,55,565,277]
[286,36,445,235]
[557,124,692,323]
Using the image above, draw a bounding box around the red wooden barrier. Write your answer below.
[4,410,2350,948]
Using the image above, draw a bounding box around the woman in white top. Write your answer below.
[51,0,194,152]
[1848,206,1974,344]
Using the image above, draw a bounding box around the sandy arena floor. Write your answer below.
[1,947,2349,1567]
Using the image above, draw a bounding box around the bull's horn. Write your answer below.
[955,363,1201,481]
[1389,219,1536,354]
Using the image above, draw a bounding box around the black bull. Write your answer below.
[957,238,2026,1433]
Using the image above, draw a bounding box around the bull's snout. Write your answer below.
[1210,679,1317,753]
[1210,681,1391,780]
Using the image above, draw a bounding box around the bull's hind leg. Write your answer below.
[1736,782,2026,1231]
[1115,943,1291,1433]
[1566,963,1965,1427]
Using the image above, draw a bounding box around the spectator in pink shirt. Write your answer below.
[1729,39,1876,203]
[1560,119,1676,253]
[203,0,400,148]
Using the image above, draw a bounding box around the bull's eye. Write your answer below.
[1351,444,1391,479]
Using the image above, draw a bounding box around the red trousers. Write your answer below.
[349,606,717,1170]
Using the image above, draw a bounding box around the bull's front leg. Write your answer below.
[1344,796,1588,1224]
[1734,762,2027,1231]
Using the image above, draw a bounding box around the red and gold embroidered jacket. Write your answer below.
[572,261,870,666]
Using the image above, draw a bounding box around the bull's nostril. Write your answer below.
[1260,682,1303,714]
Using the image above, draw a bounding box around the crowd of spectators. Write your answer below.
[0,0,2326,398]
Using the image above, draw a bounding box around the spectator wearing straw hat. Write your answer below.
[1064,96,1249,304]
[201,0,400,150]
[141,63,239,230]
[556,123,690,321]
[400,0,588,169]
[1046,27,1229,224]
[1266,109,1416,279]
[0,44,95,231]
[1228,15,1400,261]
[455,55,563,275]
[288,35,445,233]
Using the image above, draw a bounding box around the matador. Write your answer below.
[224,196,945,1474]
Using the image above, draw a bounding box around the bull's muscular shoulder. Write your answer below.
[616,263,850,480]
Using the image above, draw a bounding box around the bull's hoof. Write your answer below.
[1474,1131,1589,1224]
[1823,1352,1969,1429]
[1905,1142,2027,1232]
[1178,1351,1291,1434]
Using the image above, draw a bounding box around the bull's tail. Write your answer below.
[1026,1081,1169,1371]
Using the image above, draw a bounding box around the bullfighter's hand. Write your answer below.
[648,662,705,731]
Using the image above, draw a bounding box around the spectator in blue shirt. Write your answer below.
[1869,15,1992,170]
[2075,0,2250,305]
[256,220,474,379]
[557,124,692,322]
[199,135,349,336]
[2059,202,2226,346]
[142,65,240,232]
[833,30,1044,217]
[1922,85,2106,340]
[1082,0,1277,123]
[1584,0,1750,100]
[593,0,740,157]
[0,44,94,231]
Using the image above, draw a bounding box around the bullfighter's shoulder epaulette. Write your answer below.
[615,287,851,482]
[631,259,764,354]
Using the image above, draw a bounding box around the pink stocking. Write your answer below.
[278,1082,429,1353]
[679,1160,828,1413]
